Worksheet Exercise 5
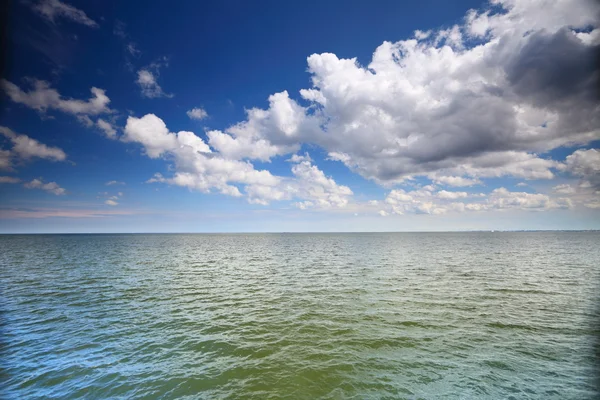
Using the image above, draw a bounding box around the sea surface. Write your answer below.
[1,232,599,399]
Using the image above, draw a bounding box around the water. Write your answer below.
[1,232,599,399]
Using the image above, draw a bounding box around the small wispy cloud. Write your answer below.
[31,0,98,28]
[0,176,20,184]
[24,178,66,195]
[100,191,124,206]
[105,180,125,186]
[136,58,173,99]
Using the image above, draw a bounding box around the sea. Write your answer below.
[1,232,599,399]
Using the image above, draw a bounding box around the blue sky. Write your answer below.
[0,0,599,232]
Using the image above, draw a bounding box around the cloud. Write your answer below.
[430,175,482,187]
[0,207,138,219]
[24,178,66,195]
[207,91,317,161]
[96,119,117,139]
[377,185,572,216]
[126,43,141,57]
[486,188,571,210]
[122,113,211,158]
[124,114,274,197]
[436,190,468,200]
[113,20,141,70]
[187,107,208,120]
[0,126,67,169]
[246,158,353,208]
[31,0,98,28]
[124,114,352,207]
[207,129,289,162]
[204,0,599,187]
[136,59,173,99]
[287,153,312,163]
[0,176,20,184]
[99,191,123,206]
[553,184,576,194]
[564,148,600,186]
[0,150,11,170]
[106,180,125,186]
[1,79,112,116]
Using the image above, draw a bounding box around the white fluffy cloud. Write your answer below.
[246,158,353,208]
[430,175,482,187]
[187,108,208,120]
[24,178,66,195]
[31,0,98,28]
[207,91,318,161]
[200,0,599,188]
[124,114,352,207]
[124,114,278,197]
[1,79,111,116]
[377,185,574,216]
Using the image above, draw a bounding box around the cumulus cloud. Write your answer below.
[437,190,469,200]
[376,185,572,216]
[124,114,276,197]
[124,114,352,207]
[553,184,576,194]
[207,91,319,161]
[187,107,208,120]
[24,178,66,195]
[105,199,118,206]
[31,0,98,28]
[1,79,112,116]
[430,175,482,187]
[564,148,600,186]
[246,158,353,208]
[287,153,312,163]
[486,188,572,210]
[106,180,125,186]
[200,0,599,188]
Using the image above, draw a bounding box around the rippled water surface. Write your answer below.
[1,232,599,399]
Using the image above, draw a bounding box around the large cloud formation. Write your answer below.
[4,0,598,215]
[116,0,599,213]
[207,0,599,186]
[123,115,352,207]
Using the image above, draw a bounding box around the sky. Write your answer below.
[0,0,599,233]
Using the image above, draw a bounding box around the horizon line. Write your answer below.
[1,229,599,235]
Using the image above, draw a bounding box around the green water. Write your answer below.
[1,232,599,399]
